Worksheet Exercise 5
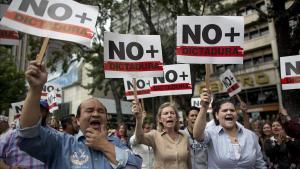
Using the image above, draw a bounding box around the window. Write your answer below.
[253,57,264,65]
[260,27,269,36]
[264,54,273,62]
[244,59,252,67]
[250,30,259,39]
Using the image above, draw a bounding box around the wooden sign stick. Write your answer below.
[36,37,50,63]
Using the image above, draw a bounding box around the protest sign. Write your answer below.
[11,100,24,114]
[47,90,59,113]
[280,55,300,90]
[151,64,192,96]
[219,69,241,97]
[0,4,19,45]
[177,16,244,64]
[0,0,98,47]
[41,83,62,103]
[124,77,153,100]
[104,32,164,78]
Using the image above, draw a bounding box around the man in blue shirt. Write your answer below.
[18,60,142,169]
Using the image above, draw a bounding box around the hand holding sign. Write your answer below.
[26,61,48,89]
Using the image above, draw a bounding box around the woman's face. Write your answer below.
[119,125,126,136]
[272,121,283,135]
[216,102,237,130]
[159,106,177,130]
[262,123,272,136]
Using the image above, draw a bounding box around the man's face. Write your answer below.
[78,99,107,134]
[186,110,198,129]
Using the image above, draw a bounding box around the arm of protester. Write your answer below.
[85,127,142,169]
[20,61,48,128]
[240,101,250,129]
[193,88,211,142]
[132,101,145,144]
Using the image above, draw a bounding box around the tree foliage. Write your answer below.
[0,46,26,115]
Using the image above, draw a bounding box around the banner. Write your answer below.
[41,83,62,103]
[104,32,164,78]
[123,77,153,100]
[0,4,19,45]
[47,90,59,113]
[280,55,300,90]
[0,0,98,47]
[150,64,192,96]
[11,100,24,114]
[176,16,244,64]
[219,69,241,97]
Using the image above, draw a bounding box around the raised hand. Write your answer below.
[25,60,48,89]
[200,88,211,108]
[132,100,143,121]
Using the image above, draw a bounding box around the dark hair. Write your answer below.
[186,106,200,117]
[212,98,236,125]
[76,104,81,118]
[60,115,74,130]
[142,121,152,129]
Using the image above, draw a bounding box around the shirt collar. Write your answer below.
[75,130,115,141]
[217,122,244,135]
[160,130,184,136]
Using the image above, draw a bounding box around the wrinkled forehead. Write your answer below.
[81,98,106,110]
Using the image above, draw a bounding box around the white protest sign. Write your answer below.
[123,77,153,100]
[11,100,24,114]
[176,16,244,64]
[150,64,192,96]
[0,0,98,47]
[41,83,62,103]
[280,55,300,90]
[104,32,164,78]
[191,97,212,112]
[219,69,241,97]
[0,4,19,46]
[47,90,59,113]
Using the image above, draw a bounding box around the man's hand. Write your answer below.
[85,126,108,151]
[200,88,211,108]
[25,61,48,89]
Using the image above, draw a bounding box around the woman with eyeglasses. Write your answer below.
[193,88,267,169]
[132,101,191,169]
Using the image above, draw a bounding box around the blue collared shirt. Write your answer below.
[203,123,267,169]
[17,121,142,169]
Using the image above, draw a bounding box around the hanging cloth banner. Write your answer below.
[0,0,98,47]
[176,16,244,64]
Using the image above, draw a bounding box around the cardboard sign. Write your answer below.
[0,0,98,47]
[176,16,244,64]
[11,100,24,114]
[0,4,19,45]
[123,77,153,100]
[219,69,241,97]
[104,32,164,78]
[41,83,62,103]
[280,55,300,90]
[150,64,192,96]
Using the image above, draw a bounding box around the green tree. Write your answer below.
[0,46,26,115]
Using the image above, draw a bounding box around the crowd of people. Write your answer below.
[1,62,300,169]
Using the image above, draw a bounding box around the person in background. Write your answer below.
[264,120,300,169]
[279,107,300,140]
[17,60,142,169]
[0,115,9,135]
[193,88,267,169]
[50,116,60,130]
[116,122,129,146]
[60,114,79,135]
[132,101,191,169]
[0,100,49,169]
[181,106,207,169]
[130,121,154,169]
